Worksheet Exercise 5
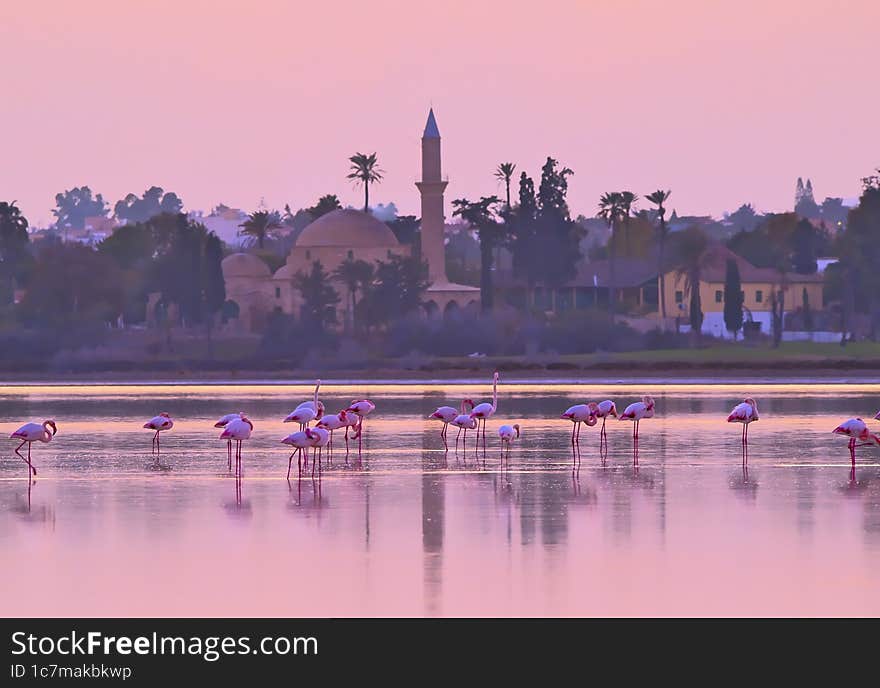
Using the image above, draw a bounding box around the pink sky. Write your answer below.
[1,0,877,227]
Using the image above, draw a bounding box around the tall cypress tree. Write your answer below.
[723,258,744,340]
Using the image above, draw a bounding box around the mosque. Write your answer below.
[222,110,480,331]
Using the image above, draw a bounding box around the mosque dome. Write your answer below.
[221,252,272,278]
[296,208,399,248]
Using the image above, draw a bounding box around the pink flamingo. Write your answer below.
[345,399,376,459]
[450,411,477,456]
[498,423,520,466]
[833,418,880,480]
[316,410,350,459]
[220,415,253,477]
[284,380,324,429]
[10,420,57,477]
[308,427,331,476]
[619,396,655,440]
[470,371,500,453]
[215,412,244,470]
[561,404,597,447]
[282,428,317,479]
[727,398,759,447]
[589,400,618,446]
[144,413,173,455]
[430,399,474,449]
[341,411,360,454]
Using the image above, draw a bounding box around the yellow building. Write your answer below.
[222,110,479,331]
[660,244,824,337]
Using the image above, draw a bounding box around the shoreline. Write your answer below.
[2,363,880,385]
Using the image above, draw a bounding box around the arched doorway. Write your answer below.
[423,300,439,320]
[443,300,460,320]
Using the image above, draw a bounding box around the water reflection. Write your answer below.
[3,381,880,616]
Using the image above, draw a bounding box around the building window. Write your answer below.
[275,287,281,298]
[715,290,723,303]
[347,250,354,260]
[305,250,311,260]
[755,290,763,303]
[675,290,683,303]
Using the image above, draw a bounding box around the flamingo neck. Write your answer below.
[492,376,498,411]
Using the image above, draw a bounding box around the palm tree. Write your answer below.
[645,190,672,326]
[620,191,638,255]
[494,163,517,208]
[674,226,709,344]
[333,256,374,332]
[238,210,283,249]
[597,192,626,321]
[452,196,503,313]
[347,152,383,213]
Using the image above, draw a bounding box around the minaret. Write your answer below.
[416,109,449,284]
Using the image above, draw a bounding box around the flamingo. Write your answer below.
[430,399,474,449]
[449,411,477,455]
[589,400,618,446]
[345,399,376,459]
[341,410,360,454]
[308,427,331,476]
[833,418,880,480]
[220,415,253,476]
[316,410,350,458]
[284,380,324,429]
[561,404,597,447]
[10,420,57,477]
[498,423,520,466]
[470,371,500,453]
[282,428,317,479]
[619,396,655,452]
[215,412,244,470]
[727,398,759,448]
[144,413,173,455]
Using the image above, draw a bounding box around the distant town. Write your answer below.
[1,111,878,376]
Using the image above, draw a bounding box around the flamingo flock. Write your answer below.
[7,375,880,483]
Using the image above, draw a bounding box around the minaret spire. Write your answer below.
[417,108,448,283]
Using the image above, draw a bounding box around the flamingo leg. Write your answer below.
[287,451,294,480]
[849,438,856,480]
[14,440,36,476]
[227,439,232,471]
[570,423,576,446]
[155,430,160,456]
[358,418,364,458]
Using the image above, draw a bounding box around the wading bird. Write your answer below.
[308,427,331,476]
[727,398,759,449]
[498,423,520,466]
[430,399,475,449]
[345,399,376,459]
[215,412,245,470]
[284,380,324,429]
[220,415,253,477]
[833,418,880,481]
[282,428,318,479]
[10,420,57,477]
[470,371,500,453]
[561,404,597,447]
[144,413,173,455]
[589,400,618,447]
[450,411,477,455]
[316,410,351,458]
[620,396,654,466]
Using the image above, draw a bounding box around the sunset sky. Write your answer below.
[2,0,877,226]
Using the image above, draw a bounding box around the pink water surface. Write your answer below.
[2,382,880,616]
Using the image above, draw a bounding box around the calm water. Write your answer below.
[2,381,880,617]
